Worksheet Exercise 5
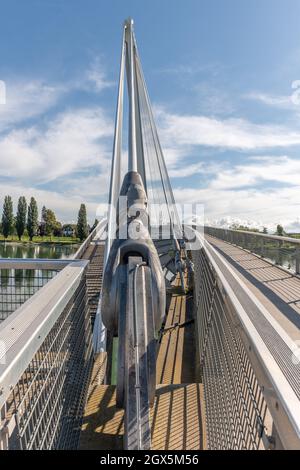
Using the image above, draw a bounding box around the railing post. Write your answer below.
[275,240,280,265]
[232,231,236,246]
[296,247,300,275]
[261,238,264,257]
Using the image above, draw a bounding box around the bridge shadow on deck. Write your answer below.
[150,383,205,450]
[80,384,124,450]
[156,279,196,384]
[80,274,206,450]
[152,275,205,450]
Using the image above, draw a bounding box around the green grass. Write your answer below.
[0,234,80,244]
[288,233,300,239]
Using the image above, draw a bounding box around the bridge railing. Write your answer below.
[73,219,107,260]
[0,259,70,323]
[0,259,92,450]
[186,228,300,449]
[205,226,300,274]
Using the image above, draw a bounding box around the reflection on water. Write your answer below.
[0,243,79,322]
[250,245,297,272]
[0,242,79,259]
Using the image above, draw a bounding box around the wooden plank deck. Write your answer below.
[156,277,196,384]
[79,274,206,450]
[151,383,206,450]
[80,385,124,450]
[79,383,206,451]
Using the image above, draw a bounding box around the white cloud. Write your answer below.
[2,70,300,228]
[61,173,110,199]
[156,107,300,150]
[168,161,205,178]
[0,80,65,132]
[244,91,300,111]
[0,66,117,222]
[161,147,187,168]
[173,155,300,232]
[207,216,265,230]
[0,107,113,182]
[0,66,116,222]
[0,58,114,134]
[174,184,300,230]
[210,155,300,190]
[192,82,235,115]
[85,57,114,91]
[245,92,295,108]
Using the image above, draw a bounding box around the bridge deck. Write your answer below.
[156,277,196,384]
[206,235,300,341]
[79,275,206,450]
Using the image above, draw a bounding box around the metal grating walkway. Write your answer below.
[80,242,104,326]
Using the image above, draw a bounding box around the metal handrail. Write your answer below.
[73,219,107,260]
[205,225,300,274]
[186,227,300,449]
[205,225,300,245]
[0,259,89,409]
[0,259,70,270]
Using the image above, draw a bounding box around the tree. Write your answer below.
[16,196,27,240]
[2,196,14,239]
[39,205,47,236]
[44,209,57,237]
[77,204,88,241]
[27,197,39,241]
[262,227,268,234]
[41,205,47,223]
[229,224,259,233]
[276,224,284,237]
[90,218,99,232]
[53,221,63,237]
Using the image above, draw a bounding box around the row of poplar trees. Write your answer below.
[2,196,38,241]
[2,196,90,241]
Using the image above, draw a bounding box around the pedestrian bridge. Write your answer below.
[0,19,300,451]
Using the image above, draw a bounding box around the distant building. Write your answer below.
[62,224,76,237]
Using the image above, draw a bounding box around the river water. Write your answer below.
[0,242,79,259]
[0,243,80,322]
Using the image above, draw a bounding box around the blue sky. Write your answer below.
[1,0,300,230]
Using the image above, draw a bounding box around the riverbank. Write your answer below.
[0,235,80,244]
[0,241,79,260]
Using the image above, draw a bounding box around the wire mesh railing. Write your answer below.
[205,226,300,274]
[192,247,269,449]
[188,228,300,450]
[0,270,56,322]
[0,260,93,450]
[0,260,70,323]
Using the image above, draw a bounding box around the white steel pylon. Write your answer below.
[106,18,182,262]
